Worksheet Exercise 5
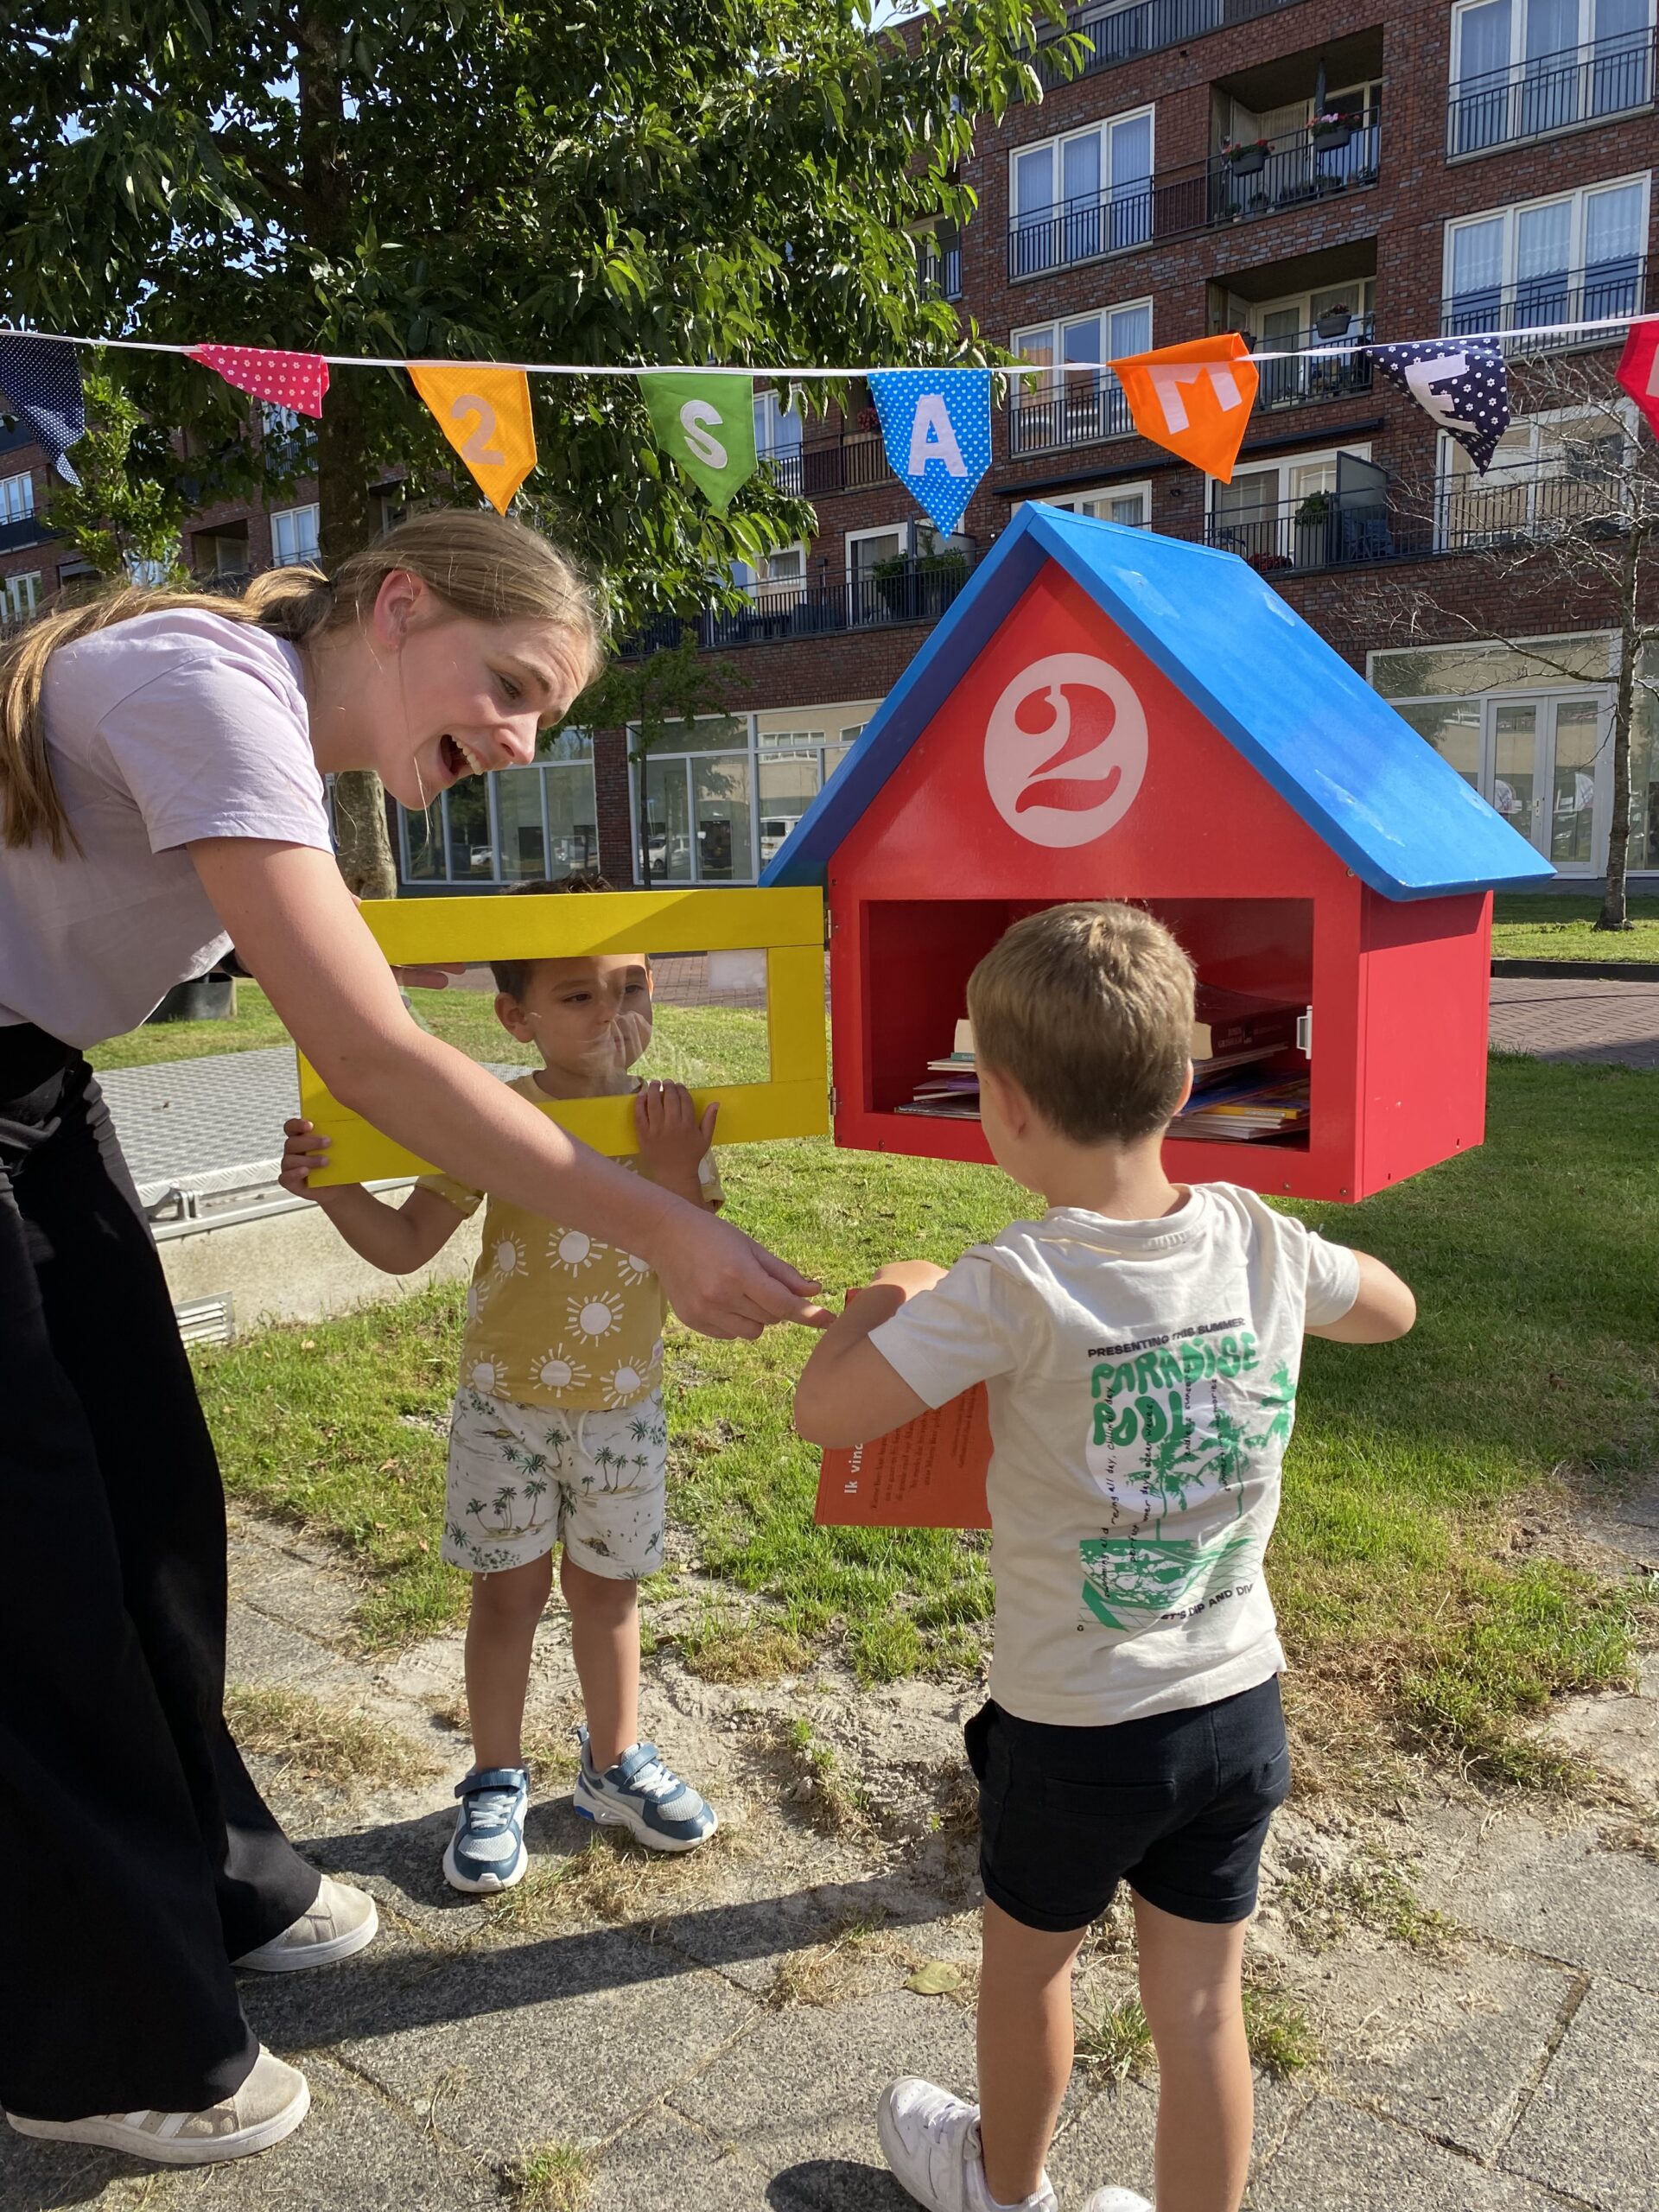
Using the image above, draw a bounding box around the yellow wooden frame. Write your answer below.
[298,887,827,1185]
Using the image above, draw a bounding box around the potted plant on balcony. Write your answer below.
[1314,302,1354,340]
[1310,109,1353,151]
[870,545,970,620]
[1294,489,1334,568]
[1221,135,1272,176]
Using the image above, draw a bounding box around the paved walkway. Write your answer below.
[4,1481,1654,2212]
[1489,975,1659,1070]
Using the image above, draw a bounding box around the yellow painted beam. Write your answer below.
[299,887,828,1184]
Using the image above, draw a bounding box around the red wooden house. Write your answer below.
[762,504,1553,1203]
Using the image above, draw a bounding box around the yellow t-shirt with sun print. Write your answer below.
[417,1074,722,1412]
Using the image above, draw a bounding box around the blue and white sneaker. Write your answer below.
[442,1766,529,1893]
[572,1731,716,1853]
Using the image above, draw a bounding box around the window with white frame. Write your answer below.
[1011,301,1150,453]
[1443,175,1649,335]
[1010,108,1154,273]
[1029,480,1154,528]
[4,572,41,618]
[270,504,321,567]
[1438,400,1637,544]
[733,543,808,603]
[1210,445,1371,569]
[1,471,35,525]
[1451,0,1655,154]
[398,728,598,887]
[753,389,804,460]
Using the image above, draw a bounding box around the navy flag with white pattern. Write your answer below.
[0,334,86,485]
[1371,339,1510,475]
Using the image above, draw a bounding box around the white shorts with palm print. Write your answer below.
[441,1385,668,1579]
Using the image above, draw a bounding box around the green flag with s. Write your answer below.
[639,371,756,510]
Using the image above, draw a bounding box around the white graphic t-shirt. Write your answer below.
[868,1184,1361,1727]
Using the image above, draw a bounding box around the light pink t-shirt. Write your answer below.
[0,610,333,1046]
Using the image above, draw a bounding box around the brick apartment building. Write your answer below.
[4,0,1656,896]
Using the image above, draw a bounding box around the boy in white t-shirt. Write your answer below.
[795,902,1415,2212]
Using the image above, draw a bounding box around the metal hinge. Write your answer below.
[1296,1008,1313,1058]
[829,1085,840,1118]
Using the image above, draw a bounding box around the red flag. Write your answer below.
[1616,319,1659,442]
[188,343,330,419]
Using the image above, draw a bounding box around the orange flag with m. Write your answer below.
[1109,334,1259,484]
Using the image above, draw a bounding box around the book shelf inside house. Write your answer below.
[839,895,1317,1189]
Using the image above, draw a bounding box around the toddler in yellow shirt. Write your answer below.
[279,875,719,1890]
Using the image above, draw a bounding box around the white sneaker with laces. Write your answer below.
[233,1874,378,1972]
[875,2078,1058,2212]
[6,2047,308,2166]
[1080,2192,1154,2211]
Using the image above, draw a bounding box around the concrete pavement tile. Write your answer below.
[226,1515,365,1648]
[1046,2078,1159,2204]
[594,2107,772,2209]
[1535,1656,1659,1802]
[655,1873,965,1999]
[1427,1814,1659,1990]
[1253,2099,1569,2211]
[339,1928,754,2159]
[0,2132,141,2212]
[668,1985,976,2177]
[237,1919,452,2056]
[1502,1980,1659,2212]
[1301,1936,1575,2156]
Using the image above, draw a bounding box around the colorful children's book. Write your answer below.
[814,1386,992,1529]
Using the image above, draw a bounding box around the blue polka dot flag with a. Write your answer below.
[868,368,993,538]
[0,334,86,483]
[1371,339,1511,475]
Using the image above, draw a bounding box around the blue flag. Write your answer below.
[868,368,992,537]
[0,334,86,484]
[1371,339,1510,475]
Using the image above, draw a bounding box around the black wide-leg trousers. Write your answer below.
[0,1025,318,2120]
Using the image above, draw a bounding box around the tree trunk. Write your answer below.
[299,5,398,899]
[1596,526,1642,931]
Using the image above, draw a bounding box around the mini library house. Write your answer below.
[762,504,1552,1204]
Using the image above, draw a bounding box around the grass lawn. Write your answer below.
[1491,893,1659,963]
[89,979,553,1074]
[194,1041,1657,1785]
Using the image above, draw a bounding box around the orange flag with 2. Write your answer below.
[408,364,537,512]
[1109,334,1259,484]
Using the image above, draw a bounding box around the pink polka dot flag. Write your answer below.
[187,343,330,418]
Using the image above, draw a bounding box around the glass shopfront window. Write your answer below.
[395,732,599,888]
[630,702,877,883]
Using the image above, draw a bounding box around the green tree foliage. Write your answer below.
[41,369,190,583]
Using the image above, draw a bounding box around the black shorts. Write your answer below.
[965,1675,1291,1934]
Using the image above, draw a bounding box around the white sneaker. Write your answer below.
[233,1874,378,1972]
[1080,2193,1154,2211]
[6,2047,308,2166]
[875,2079,1058,2212]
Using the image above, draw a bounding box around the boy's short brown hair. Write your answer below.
[967,902,1193,1143]
[490,872,626,999]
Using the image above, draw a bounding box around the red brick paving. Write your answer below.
[1489,976,1659,1071]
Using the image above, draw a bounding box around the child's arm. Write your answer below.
[793,1261,946,1448]
[1306,1248,1416,1343]
[278,1117,466,1275]
[632,1081,721,1210]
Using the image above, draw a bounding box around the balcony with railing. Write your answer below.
[1034,0,1306,86]
[1448,29,1656,156]
[1252,319,1376,411]
[759,433,893,499]
[1440,255,1653,350]
[1007,109,1382,278]
[620,550,979,658]
[1007,377,1136,457]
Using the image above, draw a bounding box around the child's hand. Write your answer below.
[279,1116,334,1200]
[633,1081,717,1197]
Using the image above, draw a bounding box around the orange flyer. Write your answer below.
[815,1386,992,1529]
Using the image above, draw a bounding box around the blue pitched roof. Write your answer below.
[760,503,1553,899]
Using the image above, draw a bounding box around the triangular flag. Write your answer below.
[188,343,330,420]
[1372,340,1510,475]
[639,372,756,510]
[0,334,86,484]
[1109,335,1258,483]
[1616,320,1659,442]
[867,368,992,536]
[409,364,537,512]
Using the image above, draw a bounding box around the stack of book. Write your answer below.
[896,1019,982,1119]
[895,989,1311,1145]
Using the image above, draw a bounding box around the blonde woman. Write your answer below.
[0,511,825,2167]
